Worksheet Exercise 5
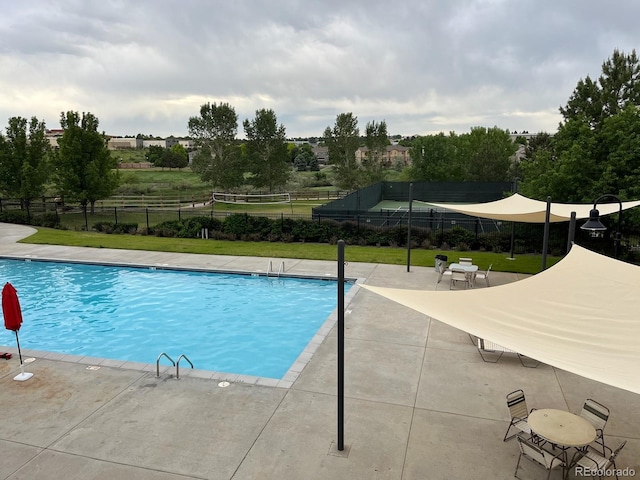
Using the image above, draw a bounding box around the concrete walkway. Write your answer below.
[0,223,637,479]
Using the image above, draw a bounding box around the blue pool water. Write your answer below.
[0,259,351,379]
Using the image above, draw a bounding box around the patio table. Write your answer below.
[449,263,478,287]
[528,408,597,475]
[528,409,596,448]
[448,263,478,273]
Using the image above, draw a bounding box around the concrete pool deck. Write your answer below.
[0,223,638,479]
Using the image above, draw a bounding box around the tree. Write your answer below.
[323,113,360,190]
[243,109,290,192]
[188,102,243,191]
[521,49,640,202]
[293,143,316,172]
[408,132,463,181]
[168,143,188,169]
[53,111,118,219]
[146,145,165,166]
[459,127,515,182]
[596,105,640,199]
[362,120,388,184]
[0,116,50,217]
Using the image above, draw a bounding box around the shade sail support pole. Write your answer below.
[406,183,413,272]
[541,196,551,271]
[567,211,576,253]
[337,240,345,451]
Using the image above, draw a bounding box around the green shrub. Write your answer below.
[0,210,30,225]
[113,223,138,234]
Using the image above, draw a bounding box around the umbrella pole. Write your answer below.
[13,331,33,381]
[14,330,23,365]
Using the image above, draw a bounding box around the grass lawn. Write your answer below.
[22,228,561,274]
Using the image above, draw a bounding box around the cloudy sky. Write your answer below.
[1,1,639,139]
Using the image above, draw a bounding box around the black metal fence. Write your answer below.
[2,195,640,260]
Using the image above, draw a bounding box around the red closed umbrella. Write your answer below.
[2,282,33,381]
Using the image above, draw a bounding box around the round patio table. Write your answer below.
[528,409,597,447]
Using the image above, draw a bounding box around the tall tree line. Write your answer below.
[0,111,118,220]
[519,48,640,205]
[189,103,291,192]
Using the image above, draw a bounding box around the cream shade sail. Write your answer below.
[416,193,640,223]
[361,245,640,394]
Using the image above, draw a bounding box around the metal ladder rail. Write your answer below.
[156,352,175,377]
[267,260,285,277]
[176,354,194,379]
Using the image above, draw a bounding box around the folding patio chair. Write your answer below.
[579,398,610,456]
[504,389,533,442]
[449,269,469,289]
[514,435,566,480]
[474,264,492,287]
[569,440,626,480]
[477,338,541,368]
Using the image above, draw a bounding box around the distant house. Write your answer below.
[178,138,195,149]
[45,129,64,148]
[355,145,412,167]
[107,137,143,150]
[312,146,329,165]
[312,144,412,167]
[142,139,167,148]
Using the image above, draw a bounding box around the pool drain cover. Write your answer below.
[218,381,230,388]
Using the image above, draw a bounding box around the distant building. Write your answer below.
[142,139,167,148]
[312,146,329,165]
[107,137,143,150]
[178,138,195,149]
[45,129,64,148]
[355,145,412,167]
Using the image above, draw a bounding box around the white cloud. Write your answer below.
[1,0,640,137]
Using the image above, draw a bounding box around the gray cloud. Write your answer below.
[1,0,639,138]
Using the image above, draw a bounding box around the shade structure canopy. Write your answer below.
[361,245,640,395]
[416,193,640,223]
[2,282,23,331]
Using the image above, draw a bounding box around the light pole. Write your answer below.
[580,194,623,259]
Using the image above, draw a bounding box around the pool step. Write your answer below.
[156,352,194,379]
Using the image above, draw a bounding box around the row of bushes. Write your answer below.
[0,209,571,255]
[91,214,546,253]
[0,210,60,228]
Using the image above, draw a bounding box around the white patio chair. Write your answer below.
[579,398,610,456]
[459,257,473,265]
[449,269,469,289]
[504,389,533,442]
[474,264,492,287]
[569,440,626,480]
[477,338,541,368]
[514,434,566,480]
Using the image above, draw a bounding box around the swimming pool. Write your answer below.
[0,259,352,379]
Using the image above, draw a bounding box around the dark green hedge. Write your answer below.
[139,213,519,251]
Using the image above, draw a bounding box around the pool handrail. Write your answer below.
[156,352,175,377]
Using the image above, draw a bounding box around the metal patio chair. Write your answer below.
[569,440,626,480]
[504,389,533,442]
[579,398,610,457]
[474,264,492,287]
[514,434,566,480]
[449,269,470,289]
[477,338,541,368]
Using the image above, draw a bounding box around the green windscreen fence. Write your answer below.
[313,181,512,217]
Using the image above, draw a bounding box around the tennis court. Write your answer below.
[369,200,440,213]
